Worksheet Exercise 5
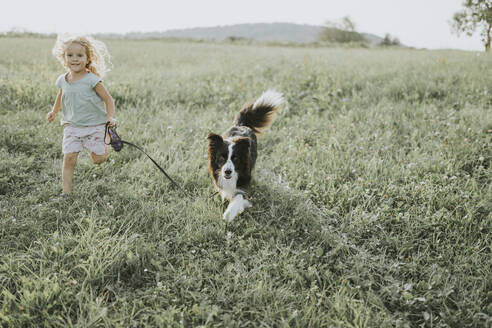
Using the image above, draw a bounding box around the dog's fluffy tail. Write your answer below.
[233,90,284,134]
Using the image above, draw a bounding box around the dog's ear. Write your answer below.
[234,137,250,152]
[207,133,223,145]
[233,137,252,173]
[207,133,223,156]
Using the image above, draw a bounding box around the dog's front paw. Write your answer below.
[222,207,236,222]
[222,196,251,222]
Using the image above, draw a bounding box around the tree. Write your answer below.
[380,33,401,47]
[451,0,492,52]
[318,16,366,44]
[341,16,356,32]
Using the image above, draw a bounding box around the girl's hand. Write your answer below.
[47,111,57,123]
[107,117,116,128]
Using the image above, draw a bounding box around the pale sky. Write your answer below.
[0,0,484,51]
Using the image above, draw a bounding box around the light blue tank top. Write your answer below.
[55,72,107,126]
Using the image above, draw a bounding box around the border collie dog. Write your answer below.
[207,90,284,222]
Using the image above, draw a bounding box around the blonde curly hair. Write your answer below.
[52,34,112,78]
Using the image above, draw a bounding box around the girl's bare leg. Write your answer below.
[62,152,79,194]
[91,131,110,164]
[91,144,108,164]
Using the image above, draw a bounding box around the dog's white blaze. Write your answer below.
[224,142,235,173]
[253,90,284,109]
[218,142,238,201]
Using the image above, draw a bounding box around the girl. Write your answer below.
[47,35,116,197]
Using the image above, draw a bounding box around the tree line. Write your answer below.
[317,16,400,47]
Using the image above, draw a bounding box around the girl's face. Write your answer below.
[64,42,88,74]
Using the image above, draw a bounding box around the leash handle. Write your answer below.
[105,122,123,152]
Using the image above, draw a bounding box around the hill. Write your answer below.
[122,22,384,46]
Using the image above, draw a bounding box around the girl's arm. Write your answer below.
[94,82,116,126]
[47,89,62,122]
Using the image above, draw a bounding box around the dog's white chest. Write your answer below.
[218,175,238,201]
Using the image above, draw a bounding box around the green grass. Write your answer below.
[0,37,491,327]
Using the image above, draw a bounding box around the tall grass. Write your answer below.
[1,37,491,327]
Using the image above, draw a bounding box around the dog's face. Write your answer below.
[207,133,251,188]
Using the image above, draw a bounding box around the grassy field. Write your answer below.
[0,37,491,327]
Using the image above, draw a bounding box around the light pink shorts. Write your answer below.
[63,124,106,155]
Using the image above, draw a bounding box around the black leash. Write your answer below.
[105,122,183,191]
